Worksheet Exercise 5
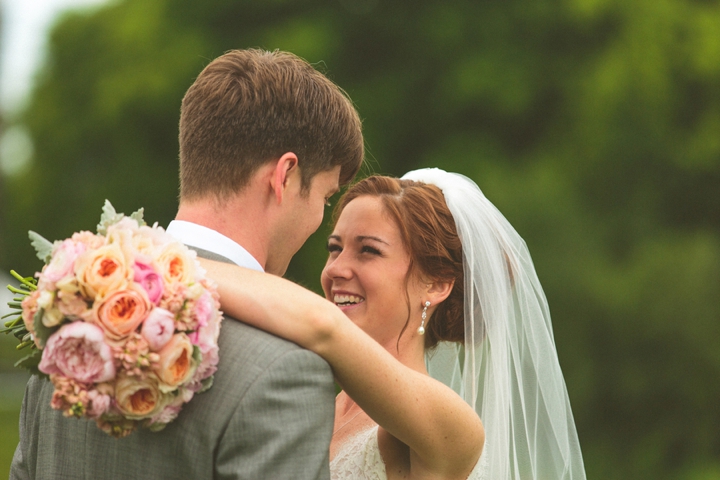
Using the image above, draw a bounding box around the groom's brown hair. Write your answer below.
[179,49,363,200]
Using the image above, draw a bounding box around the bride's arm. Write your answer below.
[200,259,484,476]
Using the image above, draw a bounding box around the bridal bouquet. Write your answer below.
[3,202,222,437]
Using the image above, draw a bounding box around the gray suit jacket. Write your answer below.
[10,248,336,479]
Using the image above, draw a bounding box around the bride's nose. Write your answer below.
[323,251,352,281]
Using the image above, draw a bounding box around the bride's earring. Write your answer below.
[418,301,431,335]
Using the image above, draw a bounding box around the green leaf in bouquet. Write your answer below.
[199,375,214,394]
[130,207,147,227]
[32,308,60,348]
[28,231,53,263]
[192,345,202,364]
[14,350,46,378]
[97,200,124,235]
[1,314,23,334]
[148,421,168,432]
[10,270,38,292]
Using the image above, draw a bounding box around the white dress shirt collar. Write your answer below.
[166,220,264,272]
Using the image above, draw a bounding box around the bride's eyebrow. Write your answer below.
[356,235,389,245]
[327,234,390,245]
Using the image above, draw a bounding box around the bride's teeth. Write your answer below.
[333,294,363,305]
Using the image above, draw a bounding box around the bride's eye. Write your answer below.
[326,243,342,253]
[361,245,382,256]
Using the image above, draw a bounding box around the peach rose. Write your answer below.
[94,285,151,341]
[114,375,164,419]
[156,243,196,286]
[75,243,131,299]
[153,333,196,389]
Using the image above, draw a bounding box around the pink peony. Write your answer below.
[39,322,116,383]
[133,262,164,305]
[141,308,175,351]
[42,239,87,284]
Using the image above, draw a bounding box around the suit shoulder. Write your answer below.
[217,315,329,370]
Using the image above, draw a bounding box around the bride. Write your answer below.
[200,168,586,479]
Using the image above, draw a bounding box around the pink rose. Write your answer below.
[94,285,151,341]
[133,262,163,305]
[39,322,116,383]
[42,239,87,284]
[141,308,175,351]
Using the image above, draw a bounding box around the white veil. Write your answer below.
[401,168,586,479]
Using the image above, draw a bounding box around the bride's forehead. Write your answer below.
[334,197,399,234]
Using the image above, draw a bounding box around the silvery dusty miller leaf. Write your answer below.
[97,200,123,235]
[28,231,53,263]
[130,207,146,227]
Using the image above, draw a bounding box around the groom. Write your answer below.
[10,49,363,479]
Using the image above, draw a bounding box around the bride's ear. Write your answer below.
[425,279,454,306]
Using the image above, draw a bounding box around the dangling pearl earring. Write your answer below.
[418,301,430,335]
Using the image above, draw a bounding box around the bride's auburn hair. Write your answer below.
[333,175,465,349]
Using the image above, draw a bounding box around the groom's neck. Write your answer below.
[176,193,273,270]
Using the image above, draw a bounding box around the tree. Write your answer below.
[1,0,719,477]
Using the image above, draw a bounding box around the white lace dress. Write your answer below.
[329,425,486,480]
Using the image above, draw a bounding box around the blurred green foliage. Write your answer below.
[1,0,719,478]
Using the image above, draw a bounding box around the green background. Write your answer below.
[1,0,720,478]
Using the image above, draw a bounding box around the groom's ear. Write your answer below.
[270,152,299,204]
